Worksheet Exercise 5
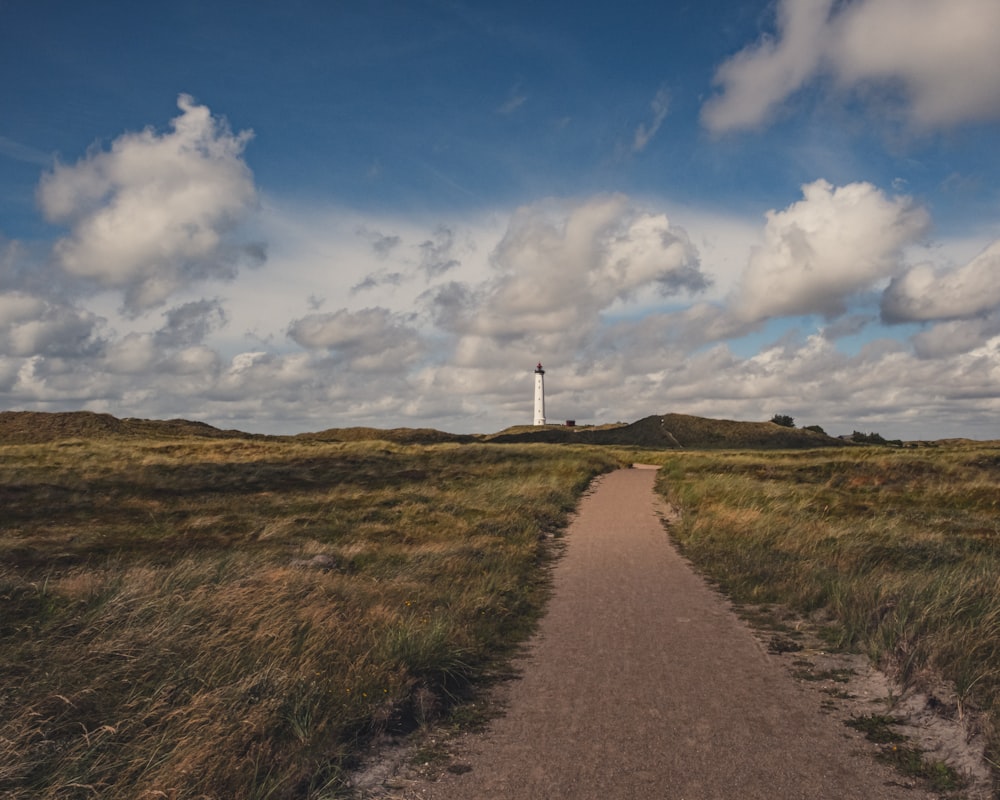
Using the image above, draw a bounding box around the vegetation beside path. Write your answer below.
[0,437,620,798]
[5,412,999,798]
[653,444,1000,780]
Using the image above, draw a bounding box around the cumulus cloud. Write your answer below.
[911,316,1000,359]
[702,0,832,133]
[0,233,82,300]
[356,226,401,258]
[881,240,1000,323]
[10,173,1000,439]
[418,226,461,277]
[703,0,1000,133]
[163,345,220,376]
[0,291,103,358]
[154,299,228,347]
[0,293,44,328]
[633,87,671,153]
[476,195,705,338]
[99,300,228,375]
[287,307,424,372]
[37,94,262,312]
[416,196,709,380]
[732,179,929,322]
[0,236,22,280]
[835,0,1000,128]
[421,281,477,331]
[104,333,158,374]
[351,271,404,294]
[582,304,747,378]
[211,351,313,400]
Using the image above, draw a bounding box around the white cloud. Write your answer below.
[37,94,262,312]
[0,234,76,300]
[702,0,832,133]
[0,292,44,326]
[457,195,707,348]
[244,200,505,329]
[287,307,425,372]
[210,351,315,402]
[418,226,462,277]
[104,333,158,374]
[598,330,1000,440]
[155,299,227,347]
[911,317,1000,359]
[703,0,1000,133]
[0,291,103,358]
[732,179,929,322]
[164,345,220,376]
[881,240,1000,322]
[9,158,1000,439]
[835,0,1000,128]
[355,226,402,259]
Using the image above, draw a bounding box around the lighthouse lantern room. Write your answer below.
[533,362,546,426]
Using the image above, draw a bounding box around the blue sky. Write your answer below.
[2,0,1000,438]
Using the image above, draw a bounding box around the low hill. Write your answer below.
[0,410,850,449]
[632,413,846,449]
[0,411,263,444]
[488,413,848,449]
[294,426,476,445]
[0,413,476,446]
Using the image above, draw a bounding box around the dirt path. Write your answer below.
[378,466,936,799]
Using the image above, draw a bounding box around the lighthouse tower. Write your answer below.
[533,362,546,426]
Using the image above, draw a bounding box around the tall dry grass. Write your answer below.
[654,444,1000,765]
[0,438,621,798]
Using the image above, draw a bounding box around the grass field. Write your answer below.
[4,428,999,797]
[0,437,621,799]
[653,443,1000,776]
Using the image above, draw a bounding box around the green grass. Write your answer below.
[653,444,1000,781]
[0,437,621,799]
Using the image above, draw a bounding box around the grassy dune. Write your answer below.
[486,413,843,449]
[5,418,999,797]
[653,444,1000,769]
[0,437,621,798]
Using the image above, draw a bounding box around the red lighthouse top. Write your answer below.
[535,362,545,373]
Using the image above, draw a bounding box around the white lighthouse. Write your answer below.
[533,362,546,426]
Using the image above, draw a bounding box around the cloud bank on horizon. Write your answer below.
[1,0,999,439]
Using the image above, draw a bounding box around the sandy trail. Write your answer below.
[392,466,931,799]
